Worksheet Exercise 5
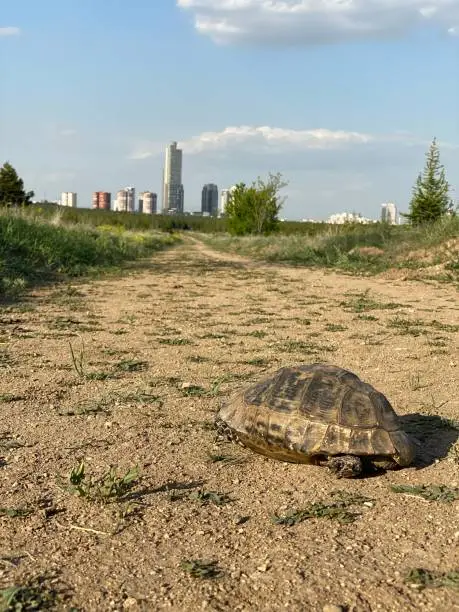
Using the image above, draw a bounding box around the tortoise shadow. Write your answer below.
[400,413,459,469]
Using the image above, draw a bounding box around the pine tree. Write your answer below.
[404,138,451,224]
[0,161,34,206]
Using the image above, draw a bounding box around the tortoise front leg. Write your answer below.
[325,455,363,478]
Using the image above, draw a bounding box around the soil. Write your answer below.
[1,238,458,612]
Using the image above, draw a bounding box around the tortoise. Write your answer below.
[215,363,415,478]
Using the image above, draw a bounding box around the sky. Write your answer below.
[1,0,458,221]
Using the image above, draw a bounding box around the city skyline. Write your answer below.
[57,185,403,224]
[53,145,405,221]
[1,2,458,220]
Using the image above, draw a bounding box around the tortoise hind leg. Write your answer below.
[325,455,363,478]
[371,458,399,471]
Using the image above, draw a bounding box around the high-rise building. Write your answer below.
[139,191,157,214]
[219,185,236,216]
[162,141,184,214]
[92,191,111,210]
[116,187,135,213]
[201,183,219,216]
[381,202,398,224]
[61,192,77,207]
[220,189,230,216]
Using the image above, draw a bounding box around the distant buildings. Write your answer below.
[115,187,135,213]
[92,191,111,210]
[201,184,219,216]
[139,191,157,214]
[162,141,184,214]
[60,192,77,207]
[327,212,374,224]
[381,202,398,224]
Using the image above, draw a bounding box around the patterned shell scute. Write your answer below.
[243,365,378,426]
[243,365,401,432]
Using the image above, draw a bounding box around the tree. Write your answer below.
[0,161,34,206]
[403,138,451,224]
[225,172,288,235]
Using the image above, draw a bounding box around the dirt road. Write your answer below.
[1,239,458,611]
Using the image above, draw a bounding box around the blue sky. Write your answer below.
[1,0,458,220]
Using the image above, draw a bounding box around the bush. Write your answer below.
[225,173,287,235]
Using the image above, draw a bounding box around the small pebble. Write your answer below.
[257,560,271,572]
[323,605,344,612]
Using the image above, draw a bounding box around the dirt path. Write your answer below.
[1,239,458,612]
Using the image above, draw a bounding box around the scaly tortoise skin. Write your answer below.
[215,363,415,478]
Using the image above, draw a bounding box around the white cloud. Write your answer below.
[0,26,20,37]
[128,125,374,159]
[182,125,374,152]
[177,0,459,45]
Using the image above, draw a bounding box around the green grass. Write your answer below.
[199,216,459,277]
[0,507,33,518]
[0,574,68,611]
[272,490,374,526]
[405,568,459,590]
[390,484,459,503]
[25,201,228,233]
[57,461,140,503]
[0,209,179,300]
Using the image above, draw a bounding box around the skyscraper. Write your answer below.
[201,183,219,216]
[162,141,184,214]
[381,202,398,224]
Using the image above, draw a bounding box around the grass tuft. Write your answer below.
[0,507,33,518]
[405,568,459,590]
[273,490,374,526]
[390,484,459,503]
[0,574,68,611]
[57,461,140,503]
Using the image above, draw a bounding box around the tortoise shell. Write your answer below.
[216,364,415,467]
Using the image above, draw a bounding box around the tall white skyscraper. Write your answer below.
[162,141,184,213]
[61,192,77,207]
[381,202,398,224]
